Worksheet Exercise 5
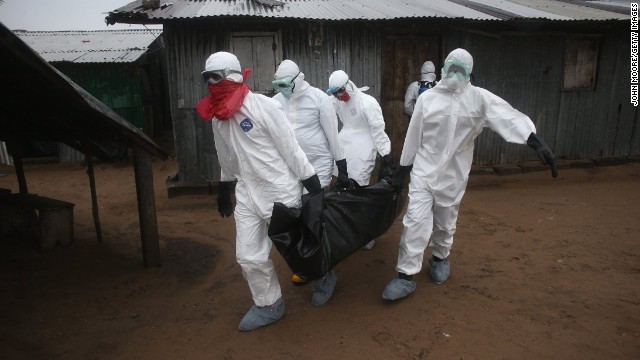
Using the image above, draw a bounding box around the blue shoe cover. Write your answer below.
[382,278,416,300]
[429,258,450,284]
[238,297,285,331]
[312,270,337,306]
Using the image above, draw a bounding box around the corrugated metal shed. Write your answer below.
[14,29,162,63]
[106,0,629,24]
[1,21,166,266]
[0,25,166,160]
[104,0,633,190]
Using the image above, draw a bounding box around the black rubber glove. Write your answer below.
[527,133,558,178]
[217,181,235,217]
[391,165,412,193]
[301,174,322,195]
[378,154,393,181]
[335,159,351,190]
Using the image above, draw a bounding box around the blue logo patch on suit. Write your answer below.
[240,118,253,132]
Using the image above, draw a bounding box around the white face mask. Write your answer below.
[442,76,464,91]
[442,72,468,91]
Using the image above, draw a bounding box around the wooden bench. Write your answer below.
[0,192,74,250]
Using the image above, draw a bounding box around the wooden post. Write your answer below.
[6,138,28,194]
[132,144,161,267]
[84,149,103,242]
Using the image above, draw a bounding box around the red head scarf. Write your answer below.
[197,69,252,121]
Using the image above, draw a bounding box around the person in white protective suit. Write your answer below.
[326,70,393,250]
[272,60,350,190]
[196,52,336,331]
[404,60,438,117]
[272,59,351,286]
[383,48,558,301]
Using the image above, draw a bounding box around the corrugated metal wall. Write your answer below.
[164,23,220,185]
[58,144,85,163]
[55,64,145,128]
[165,18,635,186]
[455,32,565,165]
[282,21,382,100]
[165,20,383,185]
[446,26,636,165]
[52,63,150,163]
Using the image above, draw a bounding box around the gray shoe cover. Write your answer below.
[238,297,285,331]
[312,270,337,306]
[429,258,450,284]
[382,278,416,300]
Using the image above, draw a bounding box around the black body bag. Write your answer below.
[268,180,405,282]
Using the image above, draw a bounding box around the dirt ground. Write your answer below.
[0,157,639,360]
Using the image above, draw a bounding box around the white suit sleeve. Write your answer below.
[399,95,425,166]
[264,100,316,180]
[318,95,345,161]
[331,98,342,125]
[362,96,391,157]
[481,89,536,144]
[404,82,419,117]
[211,122,236,182]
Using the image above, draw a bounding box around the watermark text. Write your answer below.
[632,4,639,106]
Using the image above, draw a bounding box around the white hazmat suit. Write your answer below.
[397,48,537,275]
[203,53,317,310]
[272,60,345,187]
[327,70,391,186]
[404,60,437,117]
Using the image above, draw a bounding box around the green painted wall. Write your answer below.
[54,63,145,128]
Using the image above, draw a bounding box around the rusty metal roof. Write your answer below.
[105,0,629,24]
[14,29,163,63]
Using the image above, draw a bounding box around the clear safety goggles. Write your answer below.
[202,68,243,85]
[442,60,471,81]
[272,72,300,93]
[328,87,347,98]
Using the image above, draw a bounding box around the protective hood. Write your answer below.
[327,70,369,97]
[327,70,349,94]
[440,48,473,91]
[273,59,305,96]
[275,59,299,79]
[201,51,244,83]
[197,51,251,120]
[420,61,436,82]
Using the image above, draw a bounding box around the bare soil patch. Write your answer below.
[1,159,639,359]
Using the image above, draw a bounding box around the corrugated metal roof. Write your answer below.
[0,22,167,160]
[106,0,629,24]
[504,0,630,19]
[14,29,163,63]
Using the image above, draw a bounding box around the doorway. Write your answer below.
[230,31,283,95]
[381,36,440,164]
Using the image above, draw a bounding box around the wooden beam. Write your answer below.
[84,148,103,242]
[133,145,161,267]
[6,138,28,194]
